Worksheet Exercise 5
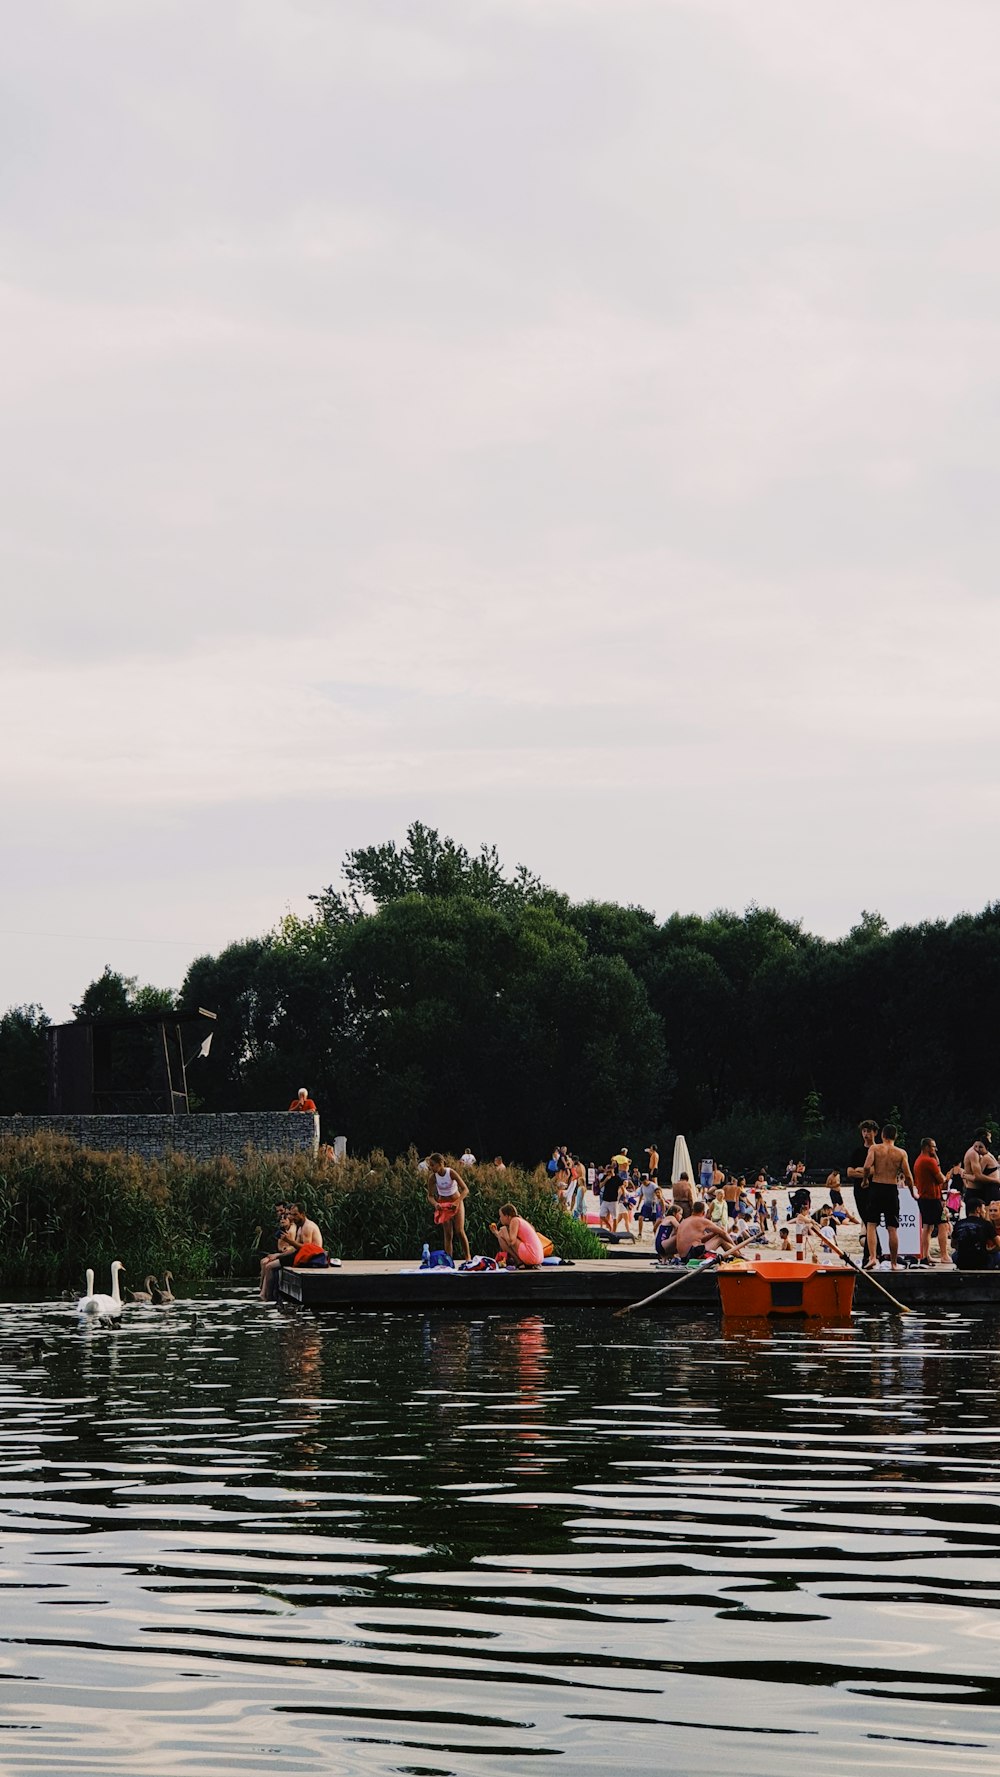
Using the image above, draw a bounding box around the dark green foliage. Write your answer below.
[165,879,1000,1169]
[182,895,667,1159]
[73,967,175,1019]
[310,820,555,925]
[7,832,1000,1173]
[0,1135,602,1290]
[801,1089,825,1156]
[0,1005,49,1115]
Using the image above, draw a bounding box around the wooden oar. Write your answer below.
[811,1222,913,1314]
[613,1234,756,1319]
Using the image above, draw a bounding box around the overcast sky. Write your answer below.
[4,0,999,1020]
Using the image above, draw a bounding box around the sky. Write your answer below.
[4,0,1000,1020]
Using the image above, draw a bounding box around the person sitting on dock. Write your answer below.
[257,1201,293,1286]
[425,1153,472,1262]
[259,1207,298,1298]
[490,1203,545,1268]
[952,1200,1000,1270]
[288,1203,324,1258]
[654,1212,680,1260]
[657,1202,741,1265]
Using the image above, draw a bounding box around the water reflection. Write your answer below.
[0,1297,996,1773]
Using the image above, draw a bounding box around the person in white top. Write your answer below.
[459,1147,477,1166]
[425,1152,472,1261]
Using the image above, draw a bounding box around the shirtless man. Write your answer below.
[671,1171,694,1212]
[259,1203,323,1299]
[658,1202,741,1264]
[288,1203,323,1250]
[723,1174,740,1220]
[862,1124,914,1270]
[962,1127,1000,1211]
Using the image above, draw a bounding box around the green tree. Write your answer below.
[0,1005,50,1114]
[801,1088,825,1156]
[334,895,668,1157]
[73,967,175,1019]
[309,820,553,925]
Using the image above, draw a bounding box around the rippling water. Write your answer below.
[0,1292,998,1775]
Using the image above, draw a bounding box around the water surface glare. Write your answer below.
[0,1295,998,1775]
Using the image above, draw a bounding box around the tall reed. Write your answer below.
[0,1136,604,1291]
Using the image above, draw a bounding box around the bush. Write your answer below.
[0,1136,603,1291]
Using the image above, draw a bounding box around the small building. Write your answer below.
[47,1008,217,1115]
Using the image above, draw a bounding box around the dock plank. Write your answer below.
[278,1260,1000,1313]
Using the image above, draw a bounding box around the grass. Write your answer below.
[0,1135,605,1292]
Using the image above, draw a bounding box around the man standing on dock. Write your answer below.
[847,1119,878,1230]
[913,1137,959,1266]
[862,1124,915,1271]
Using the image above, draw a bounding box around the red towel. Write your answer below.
[293,1243,326,1267]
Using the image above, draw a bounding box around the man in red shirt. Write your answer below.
[289,1087,317,1113]
[913,1136,960,1266]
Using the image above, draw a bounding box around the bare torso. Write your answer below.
[865,1140,912,1188]
[675,1215,713,1257]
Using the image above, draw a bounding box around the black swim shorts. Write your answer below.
[917,1197,943,1229]
[865,1184,900,1229]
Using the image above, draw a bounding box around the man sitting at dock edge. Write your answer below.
[657,1202,741,1265]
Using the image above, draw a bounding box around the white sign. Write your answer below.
[865,1185,921,1261]
[896,1186,921,1258]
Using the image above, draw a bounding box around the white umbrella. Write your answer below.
[672,1134,695,1186]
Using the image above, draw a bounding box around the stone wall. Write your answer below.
[0,1112,320,1162]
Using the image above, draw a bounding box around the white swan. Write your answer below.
[77,1260,125,1319]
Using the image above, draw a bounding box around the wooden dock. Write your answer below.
[278,1259,1000,1313]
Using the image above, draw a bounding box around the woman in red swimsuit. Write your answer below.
[491,1203,545,1268]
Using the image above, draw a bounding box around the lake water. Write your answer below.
[0,1292,998,1776]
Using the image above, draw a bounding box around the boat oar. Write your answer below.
[812,1222,913,1314]
[613,1234,756,1319]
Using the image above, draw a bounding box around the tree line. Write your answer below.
[3,824,999,1171]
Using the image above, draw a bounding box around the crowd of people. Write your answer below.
[264,1100,1000,1281]
[540,1121,1000,1272]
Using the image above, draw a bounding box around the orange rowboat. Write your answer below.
[716,1258,856,1319]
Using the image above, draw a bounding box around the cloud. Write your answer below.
[3,0,1000,1014]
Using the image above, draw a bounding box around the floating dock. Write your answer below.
[278,1259,1000,1313]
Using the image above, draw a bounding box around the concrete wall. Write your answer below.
[0,1111,320,1161]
